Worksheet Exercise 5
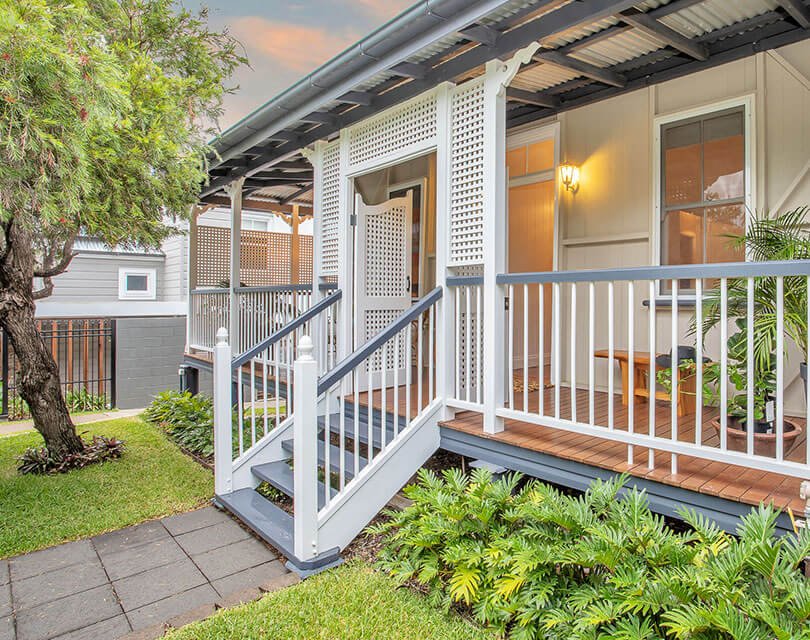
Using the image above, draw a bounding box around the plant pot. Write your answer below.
[710,417,802,458]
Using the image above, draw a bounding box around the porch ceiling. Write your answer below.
[200,0,810,203]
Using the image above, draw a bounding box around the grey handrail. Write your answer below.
[447,275,483,287]
[232,290,342,369]
[234,284,313,294]
[191,288,229,295]
[496,259,810,285]
[317,287,442,396]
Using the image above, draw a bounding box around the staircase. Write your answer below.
[211,288,444,576]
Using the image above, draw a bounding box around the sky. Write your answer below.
[185,1,414,131]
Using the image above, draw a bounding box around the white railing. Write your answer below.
[293,288,442,560]
[212,290,342,495]
[447,277,484,410]
[189,288,229,351]
[495,261,810,480]
[234,285,313,355]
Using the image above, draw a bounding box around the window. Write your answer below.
[118,268,156,300]
[658,103,749,289]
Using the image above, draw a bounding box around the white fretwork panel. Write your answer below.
[449,78,486,267]
[320,140,341,276]
[365,205,407,297]
[348,93,438,169]
[364,309,405,372]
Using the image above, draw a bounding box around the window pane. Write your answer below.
[527,139,554,174]
[126,274,148,292]
[703,112,744,201]
[663,121,701,206]
[506,147,526,178]
[706,204,745,263]
[662,208,703,267]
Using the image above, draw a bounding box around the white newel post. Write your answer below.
[294,336,319,561]
[213,328,233,495]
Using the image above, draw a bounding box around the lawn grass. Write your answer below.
[166,562,495,640]
[0,417,213,558]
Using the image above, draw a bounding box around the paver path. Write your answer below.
[0,409,145,438]
[0,507,289,640]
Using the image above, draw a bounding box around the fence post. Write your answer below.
[213,328,233,496]
[294,335,319,561]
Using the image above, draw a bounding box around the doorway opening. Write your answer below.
[352,152,437,352]
[506,130,558,382]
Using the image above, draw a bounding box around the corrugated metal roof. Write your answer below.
[74,236,164,257]
[661,0,780,37]
[250,184,313,206]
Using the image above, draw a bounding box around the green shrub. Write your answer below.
[65,389,109,413]
[371,469,810,640]
[144,391,215,458]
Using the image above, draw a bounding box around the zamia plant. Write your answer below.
[370,469,810,640]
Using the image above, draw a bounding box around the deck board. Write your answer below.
[442,378,807,516]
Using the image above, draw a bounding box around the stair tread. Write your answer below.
[251,461,334,509]
[280,439,368,478]
[318,411,405,448]
[216,488,295,558]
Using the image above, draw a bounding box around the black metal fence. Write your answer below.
[1,318,116,420]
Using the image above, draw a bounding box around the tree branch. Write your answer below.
[33,234,76,278]
[32,277,54,300]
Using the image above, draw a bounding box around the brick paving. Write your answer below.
[0,507,291,640]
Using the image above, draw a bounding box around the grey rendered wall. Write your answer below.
[115,316,186,409]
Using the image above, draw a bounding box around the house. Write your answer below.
[184,0,810,576]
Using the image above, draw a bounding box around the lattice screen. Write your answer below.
[364,204,407,297]
[449,78,486,266]
[320,141,341,277]
[196,225,313,287]
[348,93,438,169]
[365,309,405,372]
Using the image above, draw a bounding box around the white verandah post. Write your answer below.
[225,177,245,354]
[293,336,319,561]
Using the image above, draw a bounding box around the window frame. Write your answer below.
[652,95,755,285]
[118,267,157,300]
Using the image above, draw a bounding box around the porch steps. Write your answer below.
[215,489,341,577]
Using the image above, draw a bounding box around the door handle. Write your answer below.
[405,276,411,292]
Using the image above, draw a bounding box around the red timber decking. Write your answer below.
[441,378,808,518]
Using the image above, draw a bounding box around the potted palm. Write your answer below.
[699,207,809,456]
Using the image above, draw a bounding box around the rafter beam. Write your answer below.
[535,50,627,87]
[279,185,312,205]
[265,130,299,142]
[619,8,708,60]
[201,195,312,216]
[390,61,428,79]
[506,87,561,108]
[298,111,339,126]
[458,23,499,46]
[336,91,374,106]
[777,0,810,28]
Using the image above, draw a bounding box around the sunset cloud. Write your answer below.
[231,16,359,74]
[351,0,413,19]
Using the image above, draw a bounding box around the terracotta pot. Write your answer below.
[710,417,802,458]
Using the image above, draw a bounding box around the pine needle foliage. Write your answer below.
[370,469,810,640]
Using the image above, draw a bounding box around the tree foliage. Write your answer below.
[371,469,810,640]
[0,0,245,290]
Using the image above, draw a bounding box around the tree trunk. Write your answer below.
[0,219,83,459]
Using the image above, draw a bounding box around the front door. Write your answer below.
[354,192,413,386]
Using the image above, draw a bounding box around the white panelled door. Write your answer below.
[354,191,412,386]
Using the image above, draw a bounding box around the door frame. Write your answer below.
[505,121,560,373]
[387,177,430,299]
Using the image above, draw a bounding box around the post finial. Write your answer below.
[216,327,229,345]
[297,335,314,362]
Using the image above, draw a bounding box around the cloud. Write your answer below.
[351,0,413,19]
[230,16,359,74]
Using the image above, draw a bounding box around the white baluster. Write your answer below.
[627,280,634,465]
[589,282,595,426]
[648,281,656,469]
[523,284,529,413]
[538,284,544,417]
[720,278,728,453]
[553,282,561,420]
[776,276,784,461]
[508,284,515,410]
[671,279,678,475]
[607,281,614,430]
[570,282,577,423]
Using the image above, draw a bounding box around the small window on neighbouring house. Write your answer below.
[118,268,156,300]
[660,106,747,290]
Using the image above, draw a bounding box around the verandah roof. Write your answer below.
[201,0,810,206]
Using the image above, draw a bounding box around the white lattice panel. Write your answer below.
[365,309,405,372]
[449,79,486,266]
[365,204,407,297]
[320,140,341,276]
[348,93,438,169]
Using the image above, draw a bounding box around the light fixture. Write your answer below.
[560,163,580,193]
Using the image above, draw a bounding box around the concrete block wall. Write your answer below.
[115,316,186,409]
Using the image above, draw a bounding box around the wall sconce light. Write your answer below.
[560,163,580,193]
